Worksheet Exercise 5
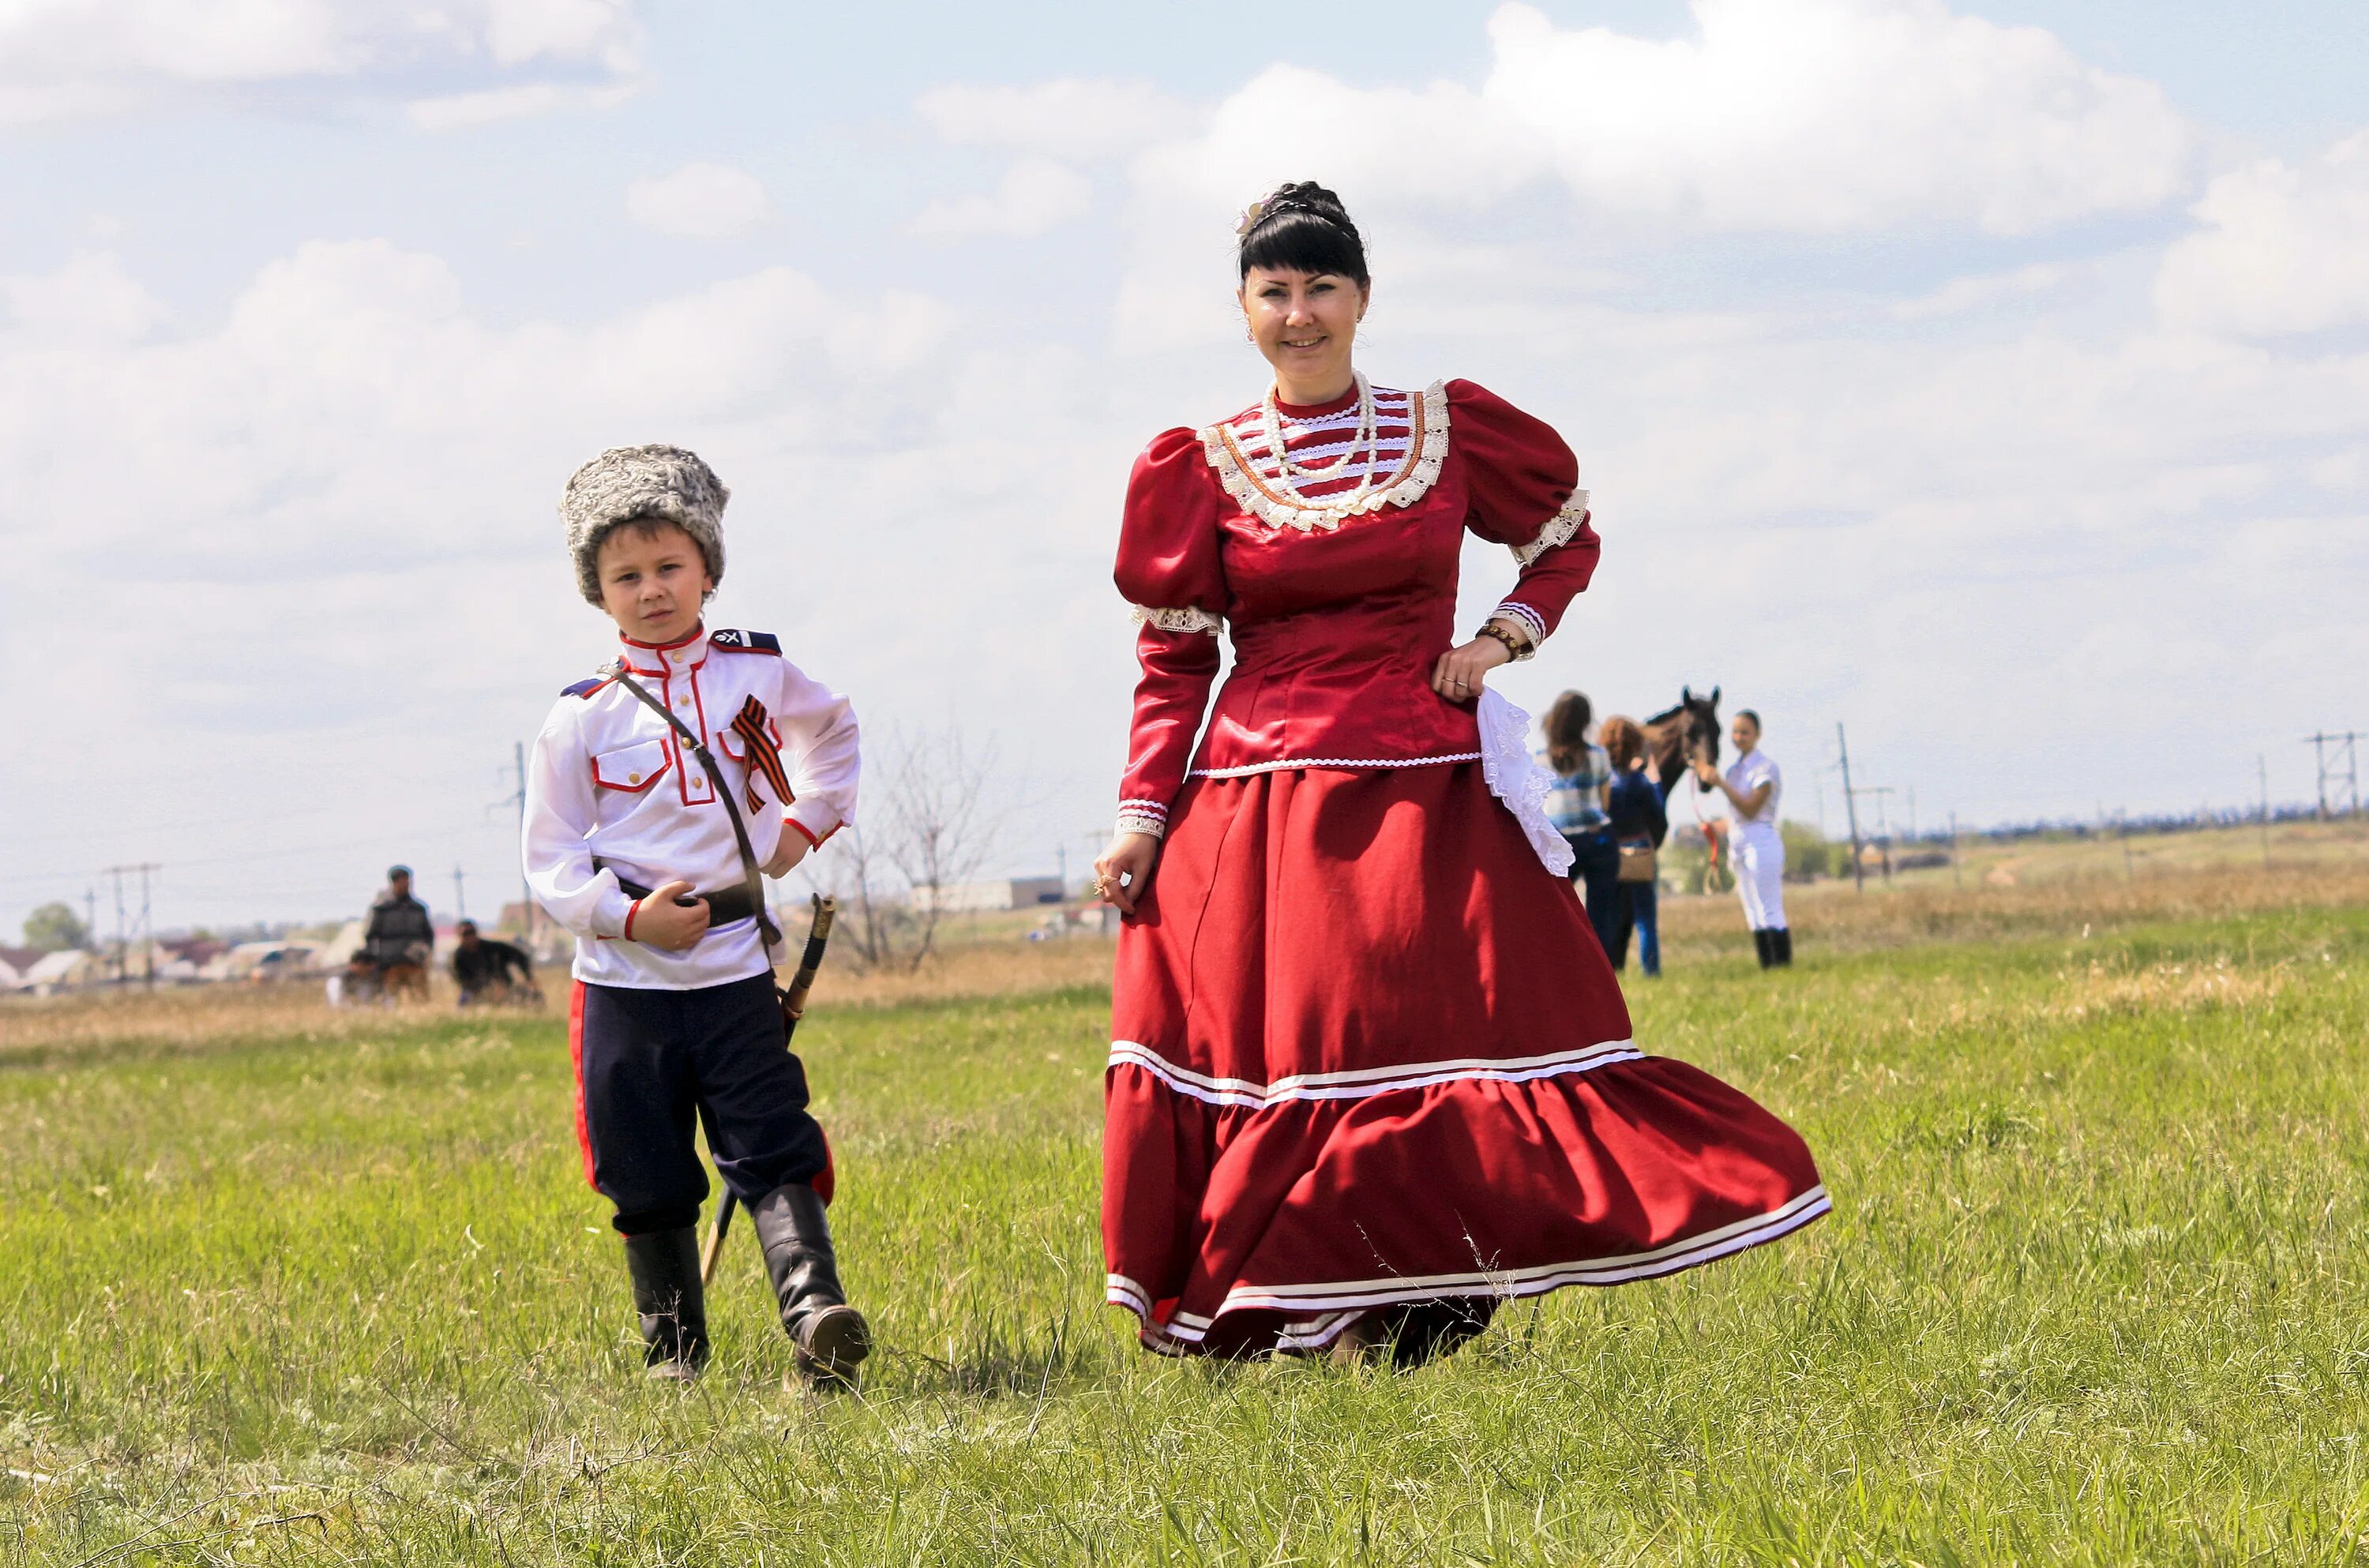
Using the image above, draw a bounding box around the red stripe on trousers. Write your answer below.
[568,980,598,1190]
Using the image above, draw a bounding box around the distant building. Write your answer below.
[910,876,1066,913]
[14,949,103,993]
[0,946,42,987]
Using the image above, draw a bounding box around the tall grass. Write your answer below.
[3,870,2367,1562]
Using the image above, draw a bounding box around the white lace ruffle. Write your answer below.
[1116,810,1168,839]
[1200,381,1451,534]
[1511,493,1591,568]
[1131,604,1222,636]
[1477,688,1575,878]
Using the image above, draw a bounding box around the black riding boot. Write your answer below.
[1752,928,1775,969]
[621,1228,708,1381]
[1772,928,1793,966]
[749,1183,872,1390]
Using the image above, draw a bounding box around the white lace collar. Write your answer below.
[1198,380,1450,534]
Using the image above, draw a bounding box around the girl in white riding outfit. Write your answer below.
[1694,710,1791,970]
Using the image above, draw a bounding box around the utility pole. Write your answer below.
[83,887,96,951]
[2304,730,2361,819]
[1851,786,1897,882]
[103,863,160,987]
[1906,783,1917,842]
[2258,753,2272,867]
[1950,810,1962,889]
[1836,722,1864,893]
[452,865,467,923]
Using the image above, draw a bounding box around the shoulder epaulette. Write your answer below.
[561,675,613,699]
[710,628,781,655]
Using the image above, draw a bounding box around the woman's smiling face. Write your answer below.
[1238,265,1367,400]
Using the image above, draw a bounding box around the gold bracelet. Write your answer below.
[1474,621,1534,662]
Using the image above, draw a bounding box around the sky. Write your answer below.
[2,0,2366,940]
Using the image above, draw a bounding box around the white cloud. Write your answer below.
[1481,0,2194,234]
[2155,130,2369,338]
[1116,0,2194,249]
[625,161,774,240]
[1887,261,2093,321]
[0,0,644,125]
[0,237,998,932]
[914,77,1196,161]
[1,249,168,343]
[407,79,638,129]
[910,159,1092,239]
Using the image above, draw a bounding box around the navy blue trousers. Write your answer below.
[569,973,829,1236]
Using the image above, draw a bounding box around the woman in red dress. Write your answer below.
[1091,183,1826,1364]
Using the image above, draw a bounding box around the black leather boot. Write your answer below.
[621,1228,708,1381]
[749,1183,871,1390]
[1753,928,1775,969]
[1772,928,1793,966]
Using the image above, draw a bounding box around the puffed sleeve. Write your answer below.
[522,696,636,940]
[1113,426,1227,838]
[1449,378,1600,649]
[771,658,859,851]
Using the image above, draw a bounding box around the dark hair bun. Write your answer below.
[1239,180,1369,287]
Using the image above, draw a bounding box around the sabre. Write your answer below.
[700,893,838,1286]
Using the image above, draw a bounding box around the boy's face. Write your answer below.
[597,520,714,645]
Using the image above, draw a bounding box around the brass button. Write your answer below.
[628,772,641,785]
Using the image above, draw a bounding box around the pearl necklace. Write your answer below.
[1260,371,1380,512]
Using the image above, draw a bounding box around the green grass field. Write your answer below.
[6,859,2369,1563]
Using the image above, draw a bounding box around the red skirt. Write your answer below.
[1104,762,1827,1356]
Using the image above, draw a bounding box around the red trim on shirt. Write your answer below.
[569,981,598,1190]
[622,898,640,940]
[784,816,825,850]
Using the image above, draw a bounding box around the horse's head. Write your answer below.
[1680,685,1723,774]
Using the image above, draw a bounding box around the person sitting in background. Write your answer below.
[450,920,535,1006]
[1597,715,1668,979]
[362,865,434,977]
[1541,690,1619,956]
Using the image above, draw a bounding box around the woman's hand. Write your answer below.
[1430,632,1513,702]
[1093,832,1162,917]
[1691,758,1721,789]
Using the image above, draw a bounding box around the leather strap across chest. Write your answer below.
[602,660,783,948]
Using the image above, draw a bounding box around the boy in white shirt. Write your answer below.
[524,444,869,1387]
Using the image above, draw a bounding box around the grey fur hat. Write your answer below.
[560,444,729,606]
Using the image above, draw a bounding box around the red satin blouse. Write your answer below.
[1113,378,1601,834]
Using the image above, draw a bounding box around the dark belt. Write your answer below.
[596,861,759,929]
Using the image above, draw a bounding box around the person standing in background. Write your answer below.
[1597,715,1667,978]
[1694,709,1790,968]
[1541,691,1619,956]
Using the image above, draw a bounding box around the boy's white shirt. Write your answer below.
[523,624,858,990]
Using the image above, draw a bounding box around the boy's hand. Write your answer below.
[632,880,709,951]
[762,833,809,879]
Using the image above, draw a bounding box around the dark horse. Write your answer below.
[1642,687,1721,801]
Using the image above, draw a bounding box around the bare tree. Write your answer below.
[799,724,1006,972]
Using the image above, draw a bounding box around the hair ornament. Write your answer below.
[1234,195,1269,237]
